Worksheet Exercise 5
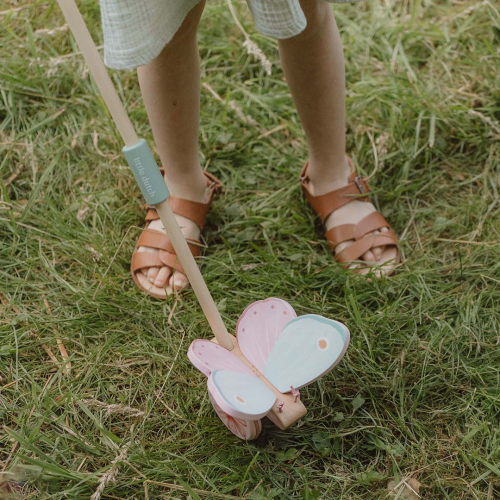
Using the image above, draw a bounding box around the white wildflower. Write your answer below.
[243,39,272,75]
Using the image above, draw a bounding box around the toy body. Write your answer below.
[188,298,350,439]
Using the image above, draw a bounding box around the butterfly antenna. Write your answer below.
[290,386,301,403]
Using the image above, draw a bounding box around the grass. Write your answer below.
[1,0,499,498]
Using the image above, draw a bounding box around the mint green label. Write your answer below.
[122,139,169,204]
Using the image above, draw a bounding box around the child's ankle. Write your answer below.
[306,155,351,196]
[164,168,208,202]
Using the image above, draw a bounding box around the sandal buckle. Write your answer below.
[354,176,365,194]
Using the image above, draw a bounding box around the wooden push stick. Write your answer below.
[56,0,233,350]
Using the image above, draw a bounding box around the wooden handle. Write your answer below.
[56,0,233,350]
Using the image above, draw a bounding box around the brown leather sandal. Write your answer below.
[300,157,400,277]
[131,170,222,299]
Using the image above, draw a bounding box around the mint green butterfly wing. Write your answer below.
[264,315,350,393]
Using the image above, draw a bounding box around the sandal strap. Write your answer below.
[325,212,398,261]
[334,231,397,264]
[145,208,160,222]
[144,170,222,229]
[168,197,211,230]
[335,233,396,263]
[300,158,370,224]
[325,212,393,247]
[327,227,397,254]
[159,239,202,275]
[131,251,165,272]
[158,250,185,275]
[136,229,201,256]
[132,229,202,272]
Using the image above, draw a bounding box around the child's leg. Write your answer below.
[135,0,207,292]
[278,0,389,265]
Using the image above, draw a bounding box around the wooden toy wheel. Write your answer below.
[208,392,261,440]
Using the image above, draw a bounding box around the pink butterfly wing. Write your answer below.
[235,298,297,373]
[188,339,253,377]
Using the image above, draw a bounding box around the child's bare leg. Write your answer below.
[278,0,389,265]
[136,0,206,292]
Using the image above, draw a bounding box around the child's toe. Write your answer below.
[362,249,376,262]
[147,266,160,283]
[154,266,172,287]
[170,272,189,290]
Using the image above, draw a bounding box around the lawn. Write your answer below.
[1,0,499,498]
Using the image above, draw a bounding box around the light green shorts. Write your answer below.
[100,0,363,70]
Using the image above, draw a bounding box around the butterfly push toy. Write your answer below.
[56,0,350,440]
[188,298,350,439]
